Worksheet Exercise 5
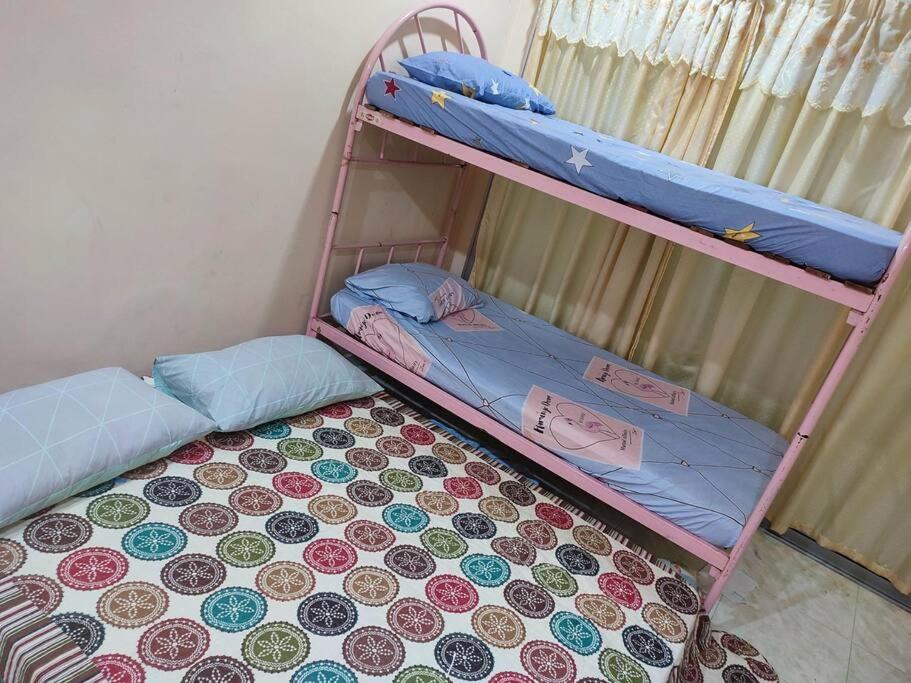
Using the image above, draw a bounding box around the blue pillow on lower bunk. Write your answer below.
[152,335,381,432]
[0,367,215,529]
[400,51,555,115]
[345,263,483,323]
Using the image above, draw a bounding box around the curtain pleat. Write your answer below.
[472,36,746,355]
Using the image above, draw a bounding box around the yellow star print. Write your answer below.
[723,223,761,242]
[430,90,451,109]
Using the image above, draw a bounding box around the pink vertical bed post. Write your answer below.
[353,248,365,275]
[436,163,467,267]
[307,3,485,326]
[704,222,911,609]
[454,11,466,53]
[414,15,427,53]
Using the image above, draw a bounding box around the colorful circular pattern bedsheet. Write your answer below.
[0,394,762,682]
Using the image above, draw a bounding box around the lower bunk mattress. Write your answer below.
[331,289,788,549]
[0,393,707,682]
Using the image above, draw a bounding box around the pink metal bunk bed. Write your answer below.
[307,3,911,610]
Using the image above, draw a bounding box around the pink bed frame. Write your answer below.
[307,3,911,610]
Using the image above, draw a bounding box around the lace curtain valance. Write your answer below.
[537,0,911,125]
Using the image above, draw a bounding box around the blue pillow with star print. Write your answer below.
[400,51,555,115]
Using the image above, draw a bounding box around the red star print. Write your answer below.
[384,78,400,98]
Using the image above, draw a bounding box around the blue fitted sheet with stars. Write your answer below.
[367,72,900,285]
[332,286,787,549]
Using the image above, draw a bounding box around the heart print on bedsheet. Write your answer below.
[522,385,644,470]
[345,304,432,377]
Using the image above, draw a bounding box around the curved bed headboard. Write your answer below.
[350,4,487,112]
[309,4,487,322]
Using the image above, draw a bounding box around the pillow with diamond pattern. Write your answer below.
[0,367,215,529]
[152,335,381,432]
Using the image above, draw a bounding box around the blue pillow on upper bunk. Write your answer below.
[345,263,483,323]
[400,51,555,115]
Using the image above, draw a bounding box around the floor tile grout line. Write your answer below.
[854,607,911,678]
[738,586,856,644]
[845,640,854,682]
[715,535,860,682]
[766,530,911,678]
[747,542,861,642]
[764,523,911,614]
[845,586,860,682]
[793,594,857,641]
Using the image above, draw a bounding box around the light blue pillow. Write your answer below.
[0,367,215,529]
[152,335,381,432]
[400,51,555,115]
[345,263,483,323]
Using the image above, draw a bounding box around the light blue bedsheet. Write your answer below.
[366,72,900,285]
[332,287,787,548]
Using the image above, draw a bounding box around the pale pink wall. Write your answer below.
[0,0,536,392]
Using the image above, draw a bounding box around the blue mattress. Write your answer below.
[366,72,900,285]
[332,286,787,548]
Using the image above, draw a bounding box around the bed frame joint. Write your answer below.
[721,237,752,251]
[806,267,832,281]
[845,280,874,294]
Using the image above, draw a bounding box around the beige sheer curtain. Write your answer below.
[473,0,911,591]
[473,0,763,354]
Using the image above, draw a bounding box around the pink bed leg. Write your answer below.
[436,163,467,268]
[308,123,358,328]
[705,222,911,609]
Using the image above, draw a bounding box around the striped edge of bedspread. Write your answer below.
[0,582,102,683]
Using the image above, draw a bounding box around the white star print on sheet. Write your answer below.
[566,147,592,174]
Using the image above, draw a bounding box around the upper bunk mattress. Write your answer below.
[366,72,901,285]
[332,286,788,549]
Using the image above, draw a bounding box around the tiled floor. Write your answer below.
[713,532,911,682]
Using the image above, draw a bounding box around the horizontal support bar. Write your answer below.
[311,317,732,571]
[331,237,447,252]
[350,156,464,168]
[356,106,874,312]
